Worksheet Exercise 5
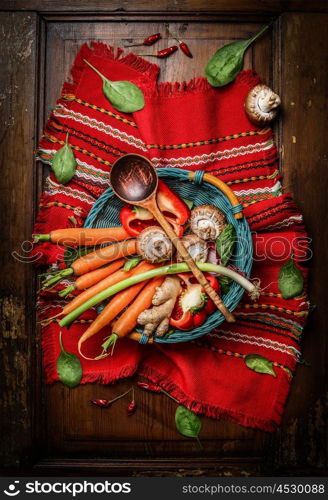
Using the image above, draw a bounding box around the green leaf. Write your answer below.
[182,198,194,210]
[218,275,232,295]
[175,405,202,439]
[56,332,82,388]
[51,134,77,184]
[278,255,304,299]
[64,246,93,268]
[103,80,144,113]
[123,255,141,271]
[216,224,236,266]
[205,25,269,87]
[83,59,144,113]
[245,354,276,377]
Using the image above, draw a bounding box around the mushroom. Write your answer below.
[190,204,226,241]
[177,234,208,263]
[245,84,281,126]
[136,226,173,263]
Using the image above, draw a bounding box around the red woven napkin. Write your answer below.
[33,43,309,431]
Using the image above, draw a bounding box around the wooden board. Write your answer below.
[0,5,327,476]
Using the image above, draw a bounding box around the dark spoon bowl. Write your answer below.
[109,154,158,204]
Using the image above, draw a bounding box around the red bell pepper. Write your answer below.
[120,179,190,237]
[170,273,220,330]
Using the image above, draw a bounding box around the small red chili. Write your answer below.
[139,45,178,59]
[127,401,137,416]
[137,381,162,393]
[90,388,133,409]
[124,33,161,47]
[179,41,193,58]
[90,399,112,408]
[166,26,193,58]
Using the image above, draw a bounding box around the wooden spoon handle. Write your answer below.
[146,199,235,323]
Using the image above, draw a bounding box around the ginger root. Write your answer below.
[137,276,181,337]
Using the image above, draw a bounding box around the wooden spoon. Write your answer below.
[110,154,235,323]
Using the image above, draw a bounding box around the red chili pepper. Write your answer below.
[170,273,220,330]
[124,33,161,47]
[137,381,162,393]
[120,179,190,237]
[90,399,112,408]
[139,45,178,58]
[166,26,193,58]
[179,41,193,58]
[127,401,137,416]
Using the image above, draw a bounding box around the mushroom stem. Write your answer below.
[258,93,281,113]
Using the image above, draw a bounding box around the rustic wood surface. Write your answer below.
[0,11,41,468]
[2,0,328,13]
[0,3,327,476]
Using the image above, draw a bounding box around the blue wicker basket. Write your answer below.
[84,168,253,344]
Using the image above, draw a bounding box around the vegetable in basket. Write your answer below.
[34,226,130,246]
[170,273,219,330]
[41,239,137,289]
[58,262,260,328]
[120,179,190,237]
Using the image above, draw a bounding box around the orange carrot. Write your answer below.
[71,239,137,275]
[41,240,137,290]
[58,258,125,298]
[33,226,130,246]
[42,261,152,325]
[77,262,155,355]
[112,277,164,338]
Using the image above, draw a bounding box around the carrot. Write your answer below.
[112,277,164,338]
[42,239,137,289]
[43,261,153,325]
[77,262,156,356]
[33,226,130,246]
[72,239,137,275]
[58,258,125,298]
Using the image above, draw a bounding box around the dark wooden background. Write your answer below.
[0,0,327,476]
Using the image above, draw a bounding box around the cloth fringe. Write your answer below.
[138,366,281,432]
[143,69,261,99]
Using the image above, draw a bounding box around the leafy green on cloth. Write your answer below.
[84,59,144,113]
[245,353,276,377]
[51,133,77,184]
[278,254,304,299]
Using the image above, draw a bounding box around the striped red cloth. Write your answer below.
[33,43,310,431]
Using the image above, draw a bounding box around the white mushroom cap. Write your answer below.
[245,84,281,125]
[190,204,226,241]
[177,234,208,262]
[136,226,173,263]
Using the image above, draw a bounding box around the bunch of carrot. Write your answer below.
[37,226,163,358]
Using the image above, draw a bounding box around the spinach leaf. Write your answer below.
[175,405,202,445]
[51,134,77,184]
[245,353,276,377]
[205,25,269,87]
[84,59,144,113]
[216,224,236,266]
[56,332,82,388]
[278,255,304,299]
